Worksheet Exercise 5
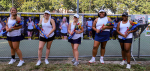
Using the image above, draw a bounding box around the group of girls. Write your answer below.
[6,7,136,69]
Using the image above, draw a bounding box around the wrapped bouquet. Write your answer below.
[68,23,82,39]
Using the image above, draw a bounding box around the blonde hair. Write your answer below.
[10,7,17,19]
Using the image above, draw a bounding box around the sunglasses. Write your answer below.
[74,16,77,18]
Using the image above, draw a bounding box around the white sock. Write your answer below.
[92,57,95,60]
[100,56,104,59]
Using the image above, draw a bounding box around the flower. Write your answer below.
[78,25,81,29]
[77,23,79,25]
[17,21,20,24]
[133,22,137,24]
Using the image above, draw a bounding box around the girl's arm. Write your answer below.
[92,18,100,33]
[11,16,22,30]
[47,19,56,35]
[68,23,72,34]
[127,21,138,34]
[102,17,113,30]
[6,17,9,32]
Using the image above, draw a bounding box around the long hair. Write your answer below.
[10,7,17,20]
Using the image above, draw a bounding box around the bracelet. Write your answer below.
[11,28,14,31]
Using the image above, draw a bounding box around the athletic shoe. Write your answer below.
[72,58,76,63]
[120,60,127,65]
[73,61,79,66]
[45,59,49,64]
[36,60,41,66]
[126,64,131,69]
[89,57,96,63]
[17,60,25,67]
[100,58,104,64]
[8,59,16,64]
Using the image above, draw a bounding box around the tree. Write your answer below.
[0,0,12,11]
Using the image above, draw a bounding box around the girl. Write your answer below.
[0,18,4,36]
[36,10,56,66]
[27,17,34,40]
[89,10,113,64]
[6,7,24,67]
[60,17,68,40]
[117,12,137,69]
[68,14,83,66]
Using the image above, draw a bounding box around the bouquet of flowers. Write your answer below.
[99,21,114,33]
[68,23,82,39]
[35,23,48,39]
[2,21,23,35]
[122,22,140,40]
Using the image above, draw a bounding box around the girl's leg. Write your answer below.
[120,43,126,60]
[100,41,107,57]
[100,41,107,64]
[8,41,15,59]
[71,43,75,57]
[28,31,30,40]
[73,44,79,61]
[45,41,53,59]
[92,41,100,57]
[124,43,132,64]
[38,41,46,60]
[64,36,67,40]
[12,41,22,60]
[12,41,25,66]
[89,41,100,63]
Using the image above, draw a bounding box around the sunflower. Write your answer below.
[78,25,81,29]
[133,22,137,24]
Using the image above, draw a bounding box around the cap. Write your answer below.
[74,14,79,18]
[89,17,91,19]
[44,10,50,14]
[122,12,128,16]
[99,9,106,13]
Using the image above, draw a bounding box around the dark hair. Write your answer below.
[115,18,119,23]
[98,12,107,17]
[10,7,17,19]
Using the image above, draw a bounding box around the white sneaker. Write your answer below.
[36,60,41,66]
[17,60,25,67]
[120,60,127,65]
[126,64,131,69]
[71,58,76,63]
[45,59,49,64]
[89,57,95,63]
[100,58,104,64]
[8,59,16,64]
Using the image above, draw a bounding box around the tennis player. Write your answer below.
[89,10,113,64]
[60,17,68,40]
[68,14,83,66]
[117,12,137,69]
[6,7,24,66]
[36,10,56,66]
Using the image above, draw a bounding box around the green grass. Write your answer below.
[0,62,149,71]
[0,58,150,71]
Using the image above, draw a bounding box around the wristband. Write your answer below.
[11,28,14,31]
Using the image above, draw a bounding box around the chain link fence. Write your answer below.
[0,0,149,58]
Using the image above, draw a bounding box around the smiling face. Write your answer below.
[63,17,66,22]
[10,7,17,16]
[29,17,31,21]
[44,13,50,19]
[99,12,105,18]
[122,15,128,21]
[73,16,79,22]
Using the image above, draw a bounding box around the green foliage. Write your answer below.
[0,0,150,14]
